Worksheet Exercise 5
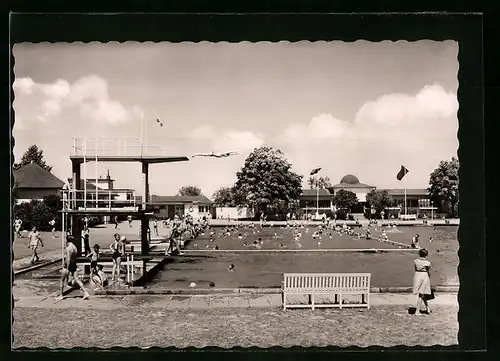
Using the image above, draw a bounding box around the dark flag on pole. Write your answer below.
[396,165,409,181]
[310,168,322,176]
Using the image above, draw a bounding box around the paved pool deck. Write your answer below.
[14,292,458,309]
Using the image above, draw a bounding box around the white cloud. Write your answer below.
[186,125,216,139]
[355,84,458,126]
[280,84,458,144]
[282,113,347,142]
[13,77,36,94]
[12,75,135,127]
[186,125,265,152]
[216,130,265,152]
[276,84,458,189]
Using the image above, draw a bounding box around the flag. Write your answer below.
[396,165,409,181]
[310,168,322,176]
[156,118,163,127]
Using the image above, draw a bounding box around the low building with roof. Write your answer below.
[13,162,65,203]
[329,174,376,213]
[150,195,214,220]
[297,173,434,217]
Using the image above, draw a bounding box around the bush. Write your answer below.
[30,201,54,231]
[13,202,34,231]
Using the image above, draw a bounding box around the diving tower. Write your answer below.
[62,137,189,258]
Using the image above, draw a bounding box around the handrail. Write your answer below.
[72,137,165,157]
[61,189,137,211]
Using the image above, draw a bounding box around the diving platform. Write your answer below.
[70,155,189,164]
[62,136,190,257]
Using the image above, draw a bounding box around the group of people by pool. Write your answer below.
[56,232,129,300]
[164,214,210,255]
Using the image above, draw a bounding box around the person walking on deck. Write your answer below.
[56,236,89,300]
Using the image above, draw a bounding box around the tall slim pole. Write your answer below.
[140,111,144,156]
[404,169,408,215]
[316,186,319,215]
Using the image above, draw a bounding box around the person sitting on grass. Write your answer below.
[413,248,432,315]
[92,264,109,289]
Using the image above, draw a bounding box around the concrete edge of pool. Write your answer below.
[94,285,459,296]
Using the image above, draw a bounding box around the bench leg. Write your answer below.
[311,293,315,310]
[339,293,342,310]
[283,292,286,310]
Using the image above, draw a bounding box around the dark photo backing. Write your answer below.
[7,11,484,359]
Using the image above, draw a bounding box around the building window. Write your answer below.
[199,206,205,213]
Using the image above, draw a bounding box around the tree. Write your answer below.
[212,186,240,207]
[366,189,391,212]
[12,182,19,205]
[43,194,62,225]
[177,185,202,197]
[333,189,358,213]
[30,200,54,231]
[13,202,34,230]
[428,157,459,217]
[308,176,332,190]
[234,147,303,212]
[13,145,53,172]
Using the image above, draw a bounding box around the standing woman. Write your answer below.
[413,248,432,314]
[110,233,124,283]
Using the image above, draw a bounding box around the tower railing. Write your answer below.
[72,137,166,157]
[61,189,137,211]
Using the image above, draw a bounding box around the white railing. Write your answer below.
[62,189,137,211]
[72,137,165,157]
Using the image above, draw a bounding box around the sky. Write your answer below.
[12,41,459,199]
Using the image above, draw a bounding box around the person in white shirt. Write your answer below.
[14,218,23,238]
[49,218,56,238]
[28,227,43,264]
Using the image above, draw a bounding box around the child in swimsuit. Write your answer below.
[110,234,124,282]
[92,264,109,289]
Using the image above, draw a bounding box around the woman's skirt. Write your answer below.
[413,272,431,295]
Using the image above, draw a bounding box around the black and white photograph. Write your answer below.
[12,40,461,348]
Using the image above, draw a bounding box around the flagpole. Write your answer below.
[140,110,144,156]
[316,183,319,216]
[404,168,408,215]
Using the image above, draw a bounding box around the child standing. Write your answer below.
[28,227,43,264]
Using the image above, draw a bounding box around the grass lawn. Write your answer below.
[151,226,458,289]
[12,231,62,260]
[12,305,458,348]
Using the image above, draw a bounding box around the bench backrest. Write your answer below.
[283,273,371,292]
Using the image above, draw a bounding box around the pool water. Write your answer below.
[150,225,458,289]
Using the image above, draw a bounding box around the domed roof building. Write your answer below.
[331,174,376,204]
[339,174,360,185]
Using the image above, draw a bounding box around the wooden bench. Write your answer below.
[399,214,417,220]
[282,273,371,310]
